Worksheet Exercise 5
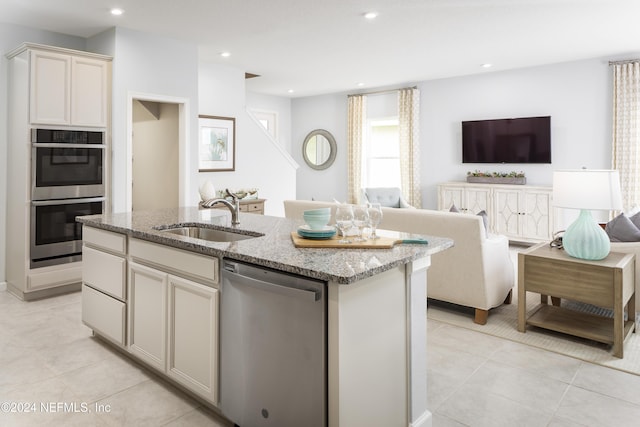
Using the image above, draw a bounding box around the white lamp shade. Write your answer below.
[553,169,623,211]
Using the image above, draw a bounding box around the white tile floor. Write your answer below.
[1,288,640,426]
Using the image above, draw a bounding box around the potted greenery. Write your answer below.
[466,170,526,185]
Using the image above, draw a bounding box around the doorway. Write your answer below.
[132,100,179,211]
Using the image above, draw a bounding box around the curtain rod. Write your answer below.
[347,85,417,97]
[609,59,640,65]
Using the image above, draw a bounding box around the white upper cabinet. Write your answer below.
[30,50,70,125]
[71,56,109,127]
[29,48,109,127]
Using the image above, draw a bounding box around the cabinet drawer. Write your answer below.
[129,238,218,284]
[83,246,126,299]
[244,202,263,213]
[82,284,126,346]
[83,226,126,255]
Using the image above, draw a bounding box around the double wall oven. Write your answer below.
[30,129,105,268]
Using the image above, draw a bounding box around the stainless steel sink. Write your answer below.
[156,226,261,242]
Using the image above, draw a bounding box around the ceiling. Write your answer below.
[2,0,640,98]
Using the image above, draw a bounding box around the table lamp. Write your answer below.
[553,169,623,260]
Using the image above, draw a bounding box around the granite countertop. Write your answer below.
[77,207,453,284]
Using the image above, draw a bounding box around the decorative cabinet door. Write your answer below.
[438,185,464,211]
[464,186,491,214]
[494,189,521,237]
[520,190,553,240]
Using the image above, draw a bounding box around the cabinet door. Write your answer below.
[128,262,167,372]
[520,190,553,240]
[438,185,464,210]
[71,56,108,127]
[30,50,70,125]
[464,186,491,214]
[494,189,521,237]
[167,275,219,403]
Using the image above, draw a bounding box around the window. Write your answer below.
[362,118,401,188]
[251,109,278,140]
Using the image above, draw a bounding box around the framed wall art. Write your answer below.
[198,115,235,171]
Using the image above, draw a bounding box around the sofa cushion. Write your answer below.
[605,213,640,242]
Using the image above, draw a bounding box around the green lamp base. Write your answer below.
[562,209,610,261]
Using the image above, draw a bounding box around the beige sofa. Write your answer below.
[284,200,514,324]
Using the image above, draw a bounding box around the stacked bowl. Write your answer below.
[302,208,331,229]
[298,208,336,240]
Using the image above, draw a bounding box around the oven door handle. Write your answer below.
[32,143,106,149]
[31,197,105,206]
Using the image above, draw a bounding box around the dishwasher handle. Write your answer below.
[223,264,321,302]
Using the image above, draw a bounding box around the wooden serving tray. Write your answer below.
[291,232,399,249]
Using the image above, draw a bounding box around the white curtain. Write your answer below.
[612,62,640,212]
[398,88,422,208]
[347,95,367,204]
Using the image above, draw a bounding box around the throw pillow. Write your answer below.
[605,213,640,242]
[449,203,460,213]
[477,210,489,237]
[630,211,640,230]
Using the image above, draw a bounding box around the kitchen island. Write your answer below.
[77,207,452,427]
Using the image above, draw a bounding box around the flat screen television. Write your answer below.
[462,116,551,163]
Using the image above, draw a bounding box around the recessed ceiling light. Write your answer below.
[481,63,492,68]
[287,89,294,94]
[364,11,378,20]
[110,8,124,16]
[220,52,231,58]
[357,82,365,87]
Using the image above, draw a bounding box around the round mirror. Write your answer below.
[302,129,337,170]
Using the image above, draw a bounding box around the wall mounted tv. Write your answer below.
[462,116,551,164]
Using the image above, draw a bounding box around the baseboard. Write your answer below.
[0,281,7,292]
[410,410,433,427]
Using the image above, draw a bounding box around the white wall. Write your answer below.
[292,58,613,209]
[0,23,87,285]
[88,27,200,212]
[420,58,611,208]
[199,62,297,217]
[292,94,348,202]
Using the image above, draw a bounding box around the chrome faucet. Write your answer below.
[201,189,241,225]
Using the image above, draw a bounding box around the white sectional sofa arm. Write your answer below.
[480,234,515,309]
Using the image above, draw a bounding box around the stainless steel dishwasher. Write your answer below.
[219,258,326,427]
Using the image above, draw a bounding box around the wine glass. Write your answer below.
[335,204,354,244]
[367,203,383,239]
[352,205,370,242]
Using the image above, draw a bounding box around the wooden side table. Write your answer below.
[518,242,636,358]
[200,198,266,214]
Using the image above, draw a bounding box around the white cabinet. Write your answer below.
[438,182,491,214]
[82,227,127,346]
[127,238,219,404]
[29,48,109,127]
[167,275,218,403]
[494,187,553,242]
[5,43,112,301]
[438,182,554,242]
[128,261,168,371]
